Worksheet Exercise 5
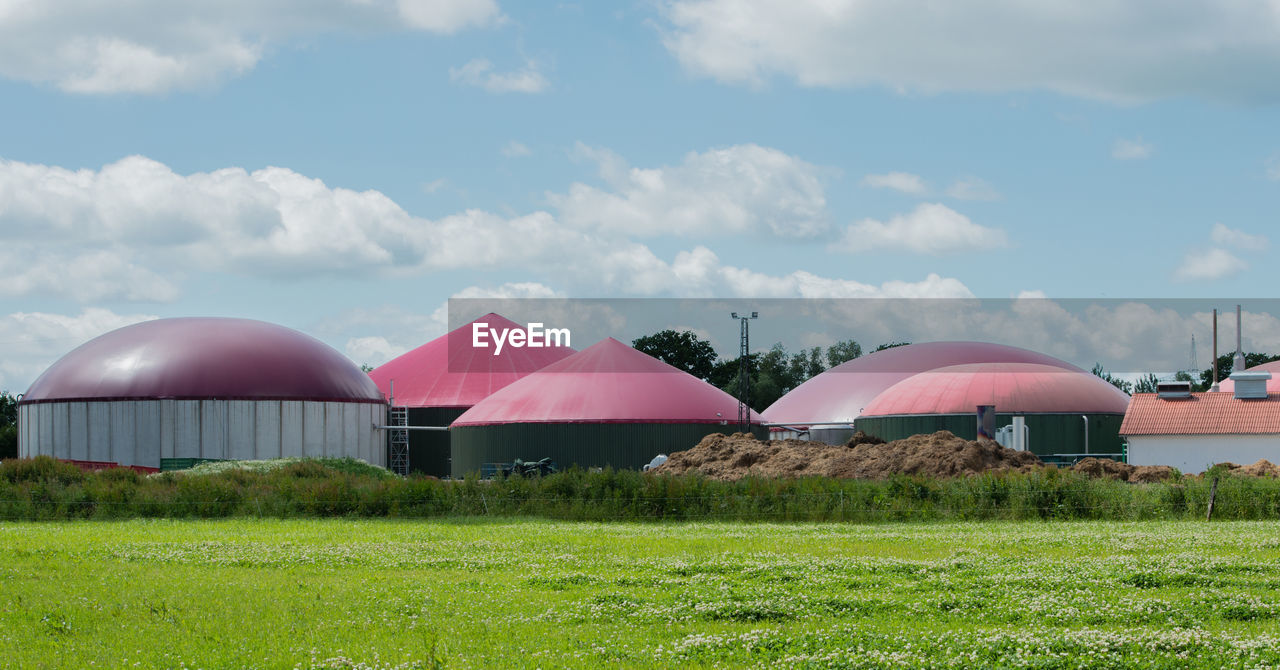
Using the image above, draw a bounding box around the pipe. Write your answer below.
[1082,415,1089,455]
[1234,304,1246,374]
[1212,309,1218,391]
[376,425,450,431]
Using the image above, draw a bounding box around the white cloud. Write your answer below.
[1210,222,1269,250]
[550,143,830,238]
[0,0,499,94]
[450,58,548,93]
[1112,137,1152,160]
[946,176,1001,201]
[833,203,1008,255]
[861,172,926,194]
[501,140,532,157]
[659,0,1280,103]
[0,308,157,392]
[1174,248,1246,281]
[0,152,968,307]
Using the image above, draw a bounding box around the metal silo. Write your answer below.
[855,362,1130,456]
[761,341,1087,445]
[449,338,763,477]
[17,318,386,470]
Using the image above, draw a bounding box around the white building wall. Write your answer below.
[16,400,384,469]
[1127,434,1280,474]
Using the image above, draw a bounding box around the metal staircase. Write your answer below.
[389,405,409,476]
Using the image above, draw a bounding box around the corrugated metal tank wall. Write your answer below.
[450,423,768,478]
[406,407,466,477]
[853,413,1125,456]
[18,400,385,468]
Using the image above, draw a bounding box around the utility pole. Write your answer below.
[730,311,758,433]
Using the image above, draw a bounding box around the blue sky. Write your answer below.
[2,0,1279,390]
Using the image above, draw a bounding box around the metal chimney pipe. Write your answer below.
[1211,309,1219,391]
[1234,304,1246,374]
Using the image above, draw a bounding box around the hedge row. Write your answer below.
[1,456,1277,522]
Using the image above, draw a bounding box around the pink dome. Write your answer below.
[1214,361,1280,393]
[21,317,384,404]
[761,341,1084,424]
[860,362,1130,416]
[452,337,761,426]
[369,313,575,408]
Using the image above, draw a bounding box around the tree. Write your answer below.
[360,364,375,374]
[632,329,719,381]
[1133,373,1161,394]
[826,339,862,367]
[1091,363,1133,394]
[0,391,17,460]
[788,347,825,382]
[875,340,911,352]
[1197,352,1280,391]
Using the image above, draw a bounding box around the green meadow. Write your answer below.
[3,519,1280,668]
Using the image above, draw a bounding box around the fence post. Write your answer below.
[1206,477,1219,521]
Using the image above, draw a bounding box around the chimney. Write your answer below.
[1157,381,1192,399]
[1233,304,1246,374]
[1230,371,1272,400]
[1211,308,1219,391]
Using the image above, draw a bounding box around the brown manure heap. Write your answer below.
[1070,457,1175,483]
[655,430,1041,481]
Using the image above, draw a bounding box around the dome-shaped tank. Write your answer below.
[856,362,1130,455]
[449,338,760,476]
[761,341,1084,444]
[369,313,575,475]
[18,318,386,470]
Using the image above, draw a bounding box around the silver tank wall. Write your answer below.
[18,400,386,469]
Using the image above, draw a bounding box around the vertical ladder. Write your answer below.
[389,405,409,476]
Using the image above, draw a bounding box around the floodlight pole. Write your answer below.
[731,311,758,433]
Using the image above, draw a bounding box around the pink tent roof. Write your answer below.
[761,341,1084,425]
[1214,361,1280,393]
[452,337,761,426]
[369,313,575,408]
[21,317,384,404]
[860,362,1131,417]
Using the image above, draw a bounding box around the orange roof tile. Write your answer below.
[1120,392,1280,436]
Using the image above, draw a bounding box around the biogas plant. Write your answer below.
[15,309,1280,477]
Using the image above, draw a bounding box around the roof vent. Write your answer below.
[1229,371,1272,400]
[1156,381,1192,399]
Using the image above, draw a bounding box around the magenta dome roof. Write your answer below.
[762,341,1085,425]
[860,362,1130,416]
[453,337,761,426]
[21,317,384,404]
[370,313,575,408]
[1215,361,1280,393]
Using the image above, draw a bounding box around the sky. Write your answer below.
[2,0,1280,391]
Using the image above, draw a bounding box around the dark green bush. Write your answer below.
[2,457,1280,522]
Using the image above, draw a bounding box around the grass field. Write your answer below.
[3,520,1280,668]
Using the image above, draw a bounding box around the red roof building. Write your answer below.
[1121,393,1280,436]
[1121,385,1280,473]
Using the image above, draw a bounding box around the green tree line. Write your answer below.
[632,330,908,410]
